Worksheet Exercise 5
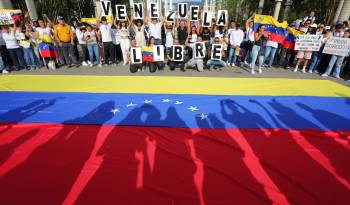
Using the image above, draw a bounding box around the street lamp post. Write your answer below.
[258,0,264,14]
[273,0,283,20]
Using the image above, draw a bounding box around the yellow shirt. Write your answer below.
[54,24,72,43]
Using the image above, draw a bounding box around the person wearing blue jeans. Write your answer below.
[250,24,268,74]
[23,47,37,69]
[263,40,278,68]
[84,25,101,67]
[308,51,322,73]
[0,55,8,74]
[321,55,345,78]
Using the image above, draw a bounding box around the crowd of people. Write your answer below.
[0,9,349,81]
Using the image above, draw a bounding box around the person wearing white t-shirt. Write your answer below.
[263,40,278,68]
[75,25,89,66]
[228,24,244,67]
[2,24,26,70]
[145,14,164,45]
[98,16,115,65]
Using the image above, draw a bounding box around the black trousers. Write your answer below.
[103,42,115,64]
[8,48,26,69]
[60,42,79,65]
[130,63,143,73]
[147,62,164,73]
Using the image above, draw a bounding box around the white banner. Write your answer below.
[323,37,350,57]
[295,34,322,51]
[0,12,14,25]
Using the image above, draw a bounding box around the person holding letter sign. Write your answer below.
[98,15,115,65]
[129,39,143,73]
[185,36,205,72]
[207,37,226,70]
[167,39,185,72]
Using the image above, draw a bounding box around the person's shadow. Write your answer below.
[0,101,115,205]
[194,112,273,205]
[269,99,350,204]
[0,98,58,136]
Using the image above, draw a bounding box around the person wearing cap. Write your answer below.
[54,16,79,67]
[2,23,26,71]
[294,19,313,73]
[98,15,115,65]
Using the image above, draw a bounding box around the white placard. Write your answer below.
[190,5,199,21]
[194,42,206,59]
[149,3,159,19]
[323,37,350,57]
[202,11,212,27]
[211,44,223,60]
[216,10,228,26]
[166,11,176,22]
[0,12,14,25]
[100,1,112,16]
[172,45,184,61]
[133,3,143,19]
[178,3,188,19]
[116,5,127,21]
[295,34,322,51]
[153,45,164,61]
[131,47,143,64]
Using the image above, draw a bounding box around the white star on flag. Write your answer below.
[162,99,172,103]
[197,113,208,120]
[174,101,183,105]
[188,106,199,112]
[126,102,137,107]
[110,108,120,115]
[144,100,152,104]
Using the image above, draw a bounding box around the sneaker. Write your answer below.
[231,63,235,67]
[302,68,306,73]
[98,64,102,67]
[293,68,298,72]
[321,73,328,77]
[308,69,313,73]
[89,64,94,67]
[2,69,9,74]
[82,61,89,66]
[258,68,262,73]
[335,75,340,79]
[251,69,255,75]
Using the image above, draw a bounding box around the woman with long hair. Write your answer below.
[116,19,130,66]
[146,36,164,73]
[250,24,268,74]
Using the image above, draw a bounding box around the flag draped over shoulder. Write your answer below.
[253,14,288,44]
[283,27,304,50]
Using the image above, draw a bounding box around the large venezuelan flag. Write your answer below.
[0,75,350,205]
[254,14,288,44]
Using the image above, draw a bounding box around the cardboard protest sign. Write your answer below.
[133,3,143,19]
[131,47,143,64]
[150,3,159,19]
[202,11,212,27]
[172,45,184,61]
[153,45,165,61]
[211,44,223,60]
[116,5,127,21]
[100,1,112,16]
[194,42,206,59]
[178,3,188,19]
[0,12,14,25]
[323,37,350,57]
[190,6,199,21]
[216,10,228,26]
[295,34,322,51]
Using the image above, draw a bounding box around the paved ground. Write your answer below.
[6,63,350,87]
